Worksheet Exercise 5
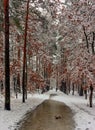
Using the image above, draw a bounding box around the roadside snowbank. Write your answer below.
[0,94,48,130]
[49,90,95,130]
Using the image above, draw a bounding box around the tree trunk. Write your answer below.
[68,80,71,94]
[25,58,27,99]
[82,25,89,52]
[72,83,74,95]
[77,85,80,94]
[22,0,30,103]
[79,85,83,96]
[4,0,11,110]
[91,32,95,54]
[84,90,87,99]
[89,85,93,107]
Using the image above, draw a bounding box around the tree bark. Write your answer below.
[25,58,27,99]
[72,83,74,95]
[79,85,83,96]
[84,90,87,99]
[91,32,95,54]
[82,25,89,52]
[89,85,93,107]
[22,0,30,103]
[4,0,11,110]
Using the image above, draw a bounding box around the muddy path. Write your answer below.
[18,100,75,130]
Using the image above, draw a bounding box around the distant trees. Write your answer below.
[57,0,95,107]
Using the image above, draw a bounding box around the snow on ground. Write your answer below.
[0,90,95,130]
[0,94,49,130]
[48,89,95,130]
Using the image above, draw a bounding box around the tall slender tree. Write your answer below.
[4,0,10,110]
[22,0,30,103]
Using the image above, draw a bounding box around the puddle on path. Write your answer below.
[18,100,75,130]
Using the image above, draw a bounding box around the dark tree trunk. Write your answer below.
[62,80,67,94]
[68,80,71,94]
[79,85,83,96]
[22,0,30,103]
[17,73,20,92]
[83,25,89,52]
[89,85,93,107]
[84,90,87,99]
[4,0,11,110]
[72,83,74,95]
[25,58,27,100]
[91,32,95,54]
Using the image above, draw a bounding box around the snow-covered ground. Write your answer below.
[49,90,95,130]
[0,90,95,130]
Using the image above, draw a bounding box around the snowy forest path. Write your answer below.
[18,100,75,130]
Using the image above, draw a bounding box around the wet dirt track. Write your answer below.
[19,100,75,130]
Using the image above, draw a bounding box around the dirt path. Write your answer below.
[19,100,75,130]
